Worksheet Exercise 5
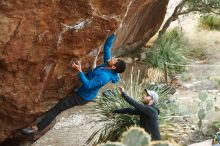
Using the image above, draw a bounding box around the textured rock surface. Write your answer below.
[0,0,168,143]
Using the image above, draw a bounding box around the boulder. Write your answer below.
[0,0,168,143]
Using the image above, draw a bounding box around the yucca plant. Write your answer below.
[145,28,187,76]
[87,68,177,145]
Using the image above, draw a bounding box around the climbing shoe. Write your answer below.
[21,127,38,135]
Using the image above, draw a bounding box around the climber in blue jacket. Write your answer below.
[21,33,126,135]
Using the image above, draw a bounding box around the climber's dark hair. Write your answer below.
[113,59,126,73]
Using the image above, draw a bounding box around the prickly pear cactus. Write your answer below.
[99,127,179,146]
[121,127,151,146]
[99,142,126,146]
[198,91,208,101]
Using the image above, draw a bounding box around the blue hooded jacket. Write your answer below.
[77,34,119,101]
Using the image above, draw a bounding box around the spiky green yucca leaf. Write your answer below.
[121,127,150,146]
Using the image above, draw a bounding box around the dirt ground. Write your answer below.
[32,2,220,146]
[32,103,102,146]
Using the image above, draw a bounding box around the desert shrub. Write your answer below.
[199,14,220,30]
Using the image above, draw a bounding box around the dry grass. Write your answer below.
[144,67,165,84]
[199,14,220,30]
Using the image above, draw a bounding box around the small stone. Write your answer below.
[57,75,62,79]
[191,125,196,130]
[134,57,139,61]
[140,52,147,61]
[122,57,133,64]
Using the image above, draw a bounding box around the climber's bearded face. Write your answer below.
[142,95,152,105]
[107,57,118,67]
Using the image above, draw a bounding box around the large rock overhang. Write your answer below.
[0,0,168,143]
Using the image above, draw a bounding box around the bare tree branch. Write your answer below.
[158,0,186,38]
[179,6,220,15]
[157,0,220,38]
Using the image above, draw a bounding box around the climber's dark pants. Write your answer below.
[36,91,88,130]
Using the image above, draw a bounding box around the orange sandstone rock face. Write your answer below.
[0,0,168,142]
